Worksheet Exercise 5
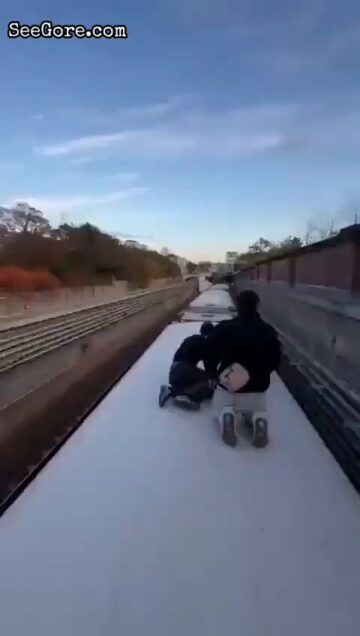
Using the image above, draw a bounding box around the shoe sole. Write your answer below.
[222,413,237,448]
[173,397,200,411]
[252,418,268,448]
[159,386,170,408]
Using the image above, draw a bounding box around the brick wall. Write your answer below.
[238,224,360,296]
[271,258,290,283]
[295,242,355,290]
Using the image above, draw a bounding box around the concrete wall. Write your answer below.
[257,263,268,281]
[0,278,181,325]
[0,279,197,446]
[0,280,129,323]
[271,258,289,283]
[233,277,360,395]
[239,224,360,298]
[295,242,355,289]
[148,277,181,290]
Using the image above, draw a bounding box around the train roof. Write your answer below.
[1,322,360,635]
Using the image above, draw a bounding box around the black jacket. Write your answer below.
[173,334,212,372]
[206,313,281,392]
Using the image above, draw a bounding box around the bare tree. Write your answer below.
[303,215,338,245]
[7,202,51,235]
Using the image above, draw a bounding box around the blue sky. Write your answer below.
[1,0,360,261]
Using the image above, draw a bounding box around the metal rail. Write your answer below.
[277,327,360,493]
[0,284,183,373]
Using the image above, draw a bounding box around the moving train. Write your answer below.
[1,285,360,636]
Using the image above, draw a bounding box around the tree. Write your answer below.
[198,261,212,272]
[303,217,337,244]
[125,239,141,249]
[0,203,182,289]
[226,251,239,265]
[186,261,197,274]
[0,206,12,234]
[7,202,51,235]
[275,235,303,254]
[248,237,274,254]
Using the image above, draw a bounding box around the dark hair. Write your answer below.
[200,321,214,336]
[235,290,259,314]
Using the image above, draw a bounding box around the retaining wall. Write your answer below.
[233,277,360,395]
[0,278,182,325]
[238,224,360,300]
[0,279,197,496]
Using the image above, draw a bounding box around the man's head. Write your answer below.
[200,321,215,337]
[235,290,260,316]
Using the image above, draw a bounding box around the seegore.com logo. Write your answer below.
[8,20,128,39]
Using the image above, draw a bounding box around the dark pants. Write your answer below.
[169,361,213,403]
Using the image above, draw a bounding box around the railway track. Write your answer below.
[0,284,198,517]
[278,327,360,493]
[0,284,181,373]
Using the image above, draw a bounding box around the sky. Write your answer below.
[1,0,360,261]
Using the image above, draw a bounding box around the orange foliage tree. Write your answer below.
[0,266,61,292]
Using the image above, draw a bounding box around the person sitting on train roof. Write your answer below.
[158,321,216,409]
[206,290,281,447]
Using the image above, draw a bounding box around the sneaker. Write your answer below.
[252,417,268,448]
[173,394,200,410]
[159,385,172,407]
[221,412,237,448]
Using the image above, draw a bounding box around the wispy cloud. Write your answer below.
[115,231,153,240]
[35,104,293,159]
[4,187,148,215]
[119,96,185,119]
[31,114,45,122]
[57,95,191,128]
[69,156,100,166]
[37,132,134,157]
[111,172,139,182]
[35,97,360,161]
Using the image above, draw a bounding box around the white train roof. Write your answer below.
[1,322,360,635]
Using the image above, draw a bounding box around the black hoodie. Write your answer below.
[206,313,281,392]
[173,334,213,372]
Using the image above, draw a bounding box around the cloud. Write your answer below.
[115,231,153,240]
[35,102,295,159]
[36,127,285,158]
[57,95,191,128]
[37,132,134,157]
[4,187,148,215]
[34,90,360,163]
[31,114,45,122]
[69,156,100,166]
[119,96,185,119]
[111,172,139,182]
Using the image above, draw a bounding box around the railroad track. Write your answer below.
[0,284,182,373]
[277,327,360,493]
[0,285,198,517]
[229,284,360,492]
